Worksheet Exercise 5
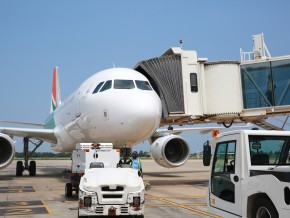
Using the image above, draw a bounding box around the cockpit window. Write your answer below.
[100,80,112,92]
[92,82,104,94]
[135,80,152,90]
[114,80,135,89]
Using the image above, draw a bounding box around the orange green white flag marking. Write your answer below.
[50,67,61,113]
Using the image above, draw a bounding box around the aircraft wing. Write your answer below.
[152,123,252,137]
[0,127,56,143]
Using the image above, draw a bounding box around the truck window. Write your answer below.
[249,135,290,165]
[211,141,236,203]
[89,162,104,168]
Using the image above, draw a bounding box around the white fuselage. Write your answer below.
[52,68,162,151]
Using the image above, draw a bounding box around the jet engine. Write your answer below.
[151,134,190,168]
[0,133,15,169]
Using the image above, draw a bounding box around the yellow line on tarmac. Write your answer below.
[146,203,207,207]
[146,195,206,200]
[41,200,52,214]
[146,194,221,218]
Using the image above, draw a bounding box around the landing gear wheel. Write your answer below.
[29,161,36,176]
[65,183,73,197]
[252,198,278,218]
[16,161,23,176]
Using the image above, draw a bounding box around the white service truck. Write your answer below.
[203,130,290,217]
[78,167,145,217]
[65,143,120,197]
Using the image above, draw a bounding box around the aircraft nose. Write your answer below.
[113,92,162,144]
[133,94,161,126]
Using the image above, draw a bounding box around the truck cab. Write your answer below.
[204,130,290,218]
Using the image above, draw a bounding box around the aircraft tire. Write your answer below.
[29,161,36,176]
[16,161,23,176]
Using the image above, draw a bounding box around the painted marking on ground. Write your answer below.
[0,200,43,207]
[41,200,52,214]
[146,203,207,207]
[146,194,221,218]
[0,200,51,216]
[0,207,48,216]
[0,186,35,193]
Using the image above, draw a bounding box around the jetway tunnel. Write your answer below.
[134,54,184,117]
[134,47,290,129]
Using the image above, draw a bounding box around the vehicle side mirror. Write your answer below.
[203,141,211,166]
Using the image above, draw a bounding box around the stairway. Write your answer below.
[254,120,283,130]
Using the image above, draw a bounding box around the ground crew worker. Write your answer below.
[130,151,143,177]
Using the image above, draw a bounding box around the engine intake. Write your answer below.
[0,133,15,169]
[151,134,190,168]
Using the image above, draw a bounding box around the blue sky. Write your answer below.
[1,1,290,152]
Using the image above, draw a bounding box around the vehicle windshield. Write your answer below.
[249,135,290,166]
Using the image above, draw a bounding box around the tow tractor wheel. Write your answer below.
[65,183,73,197]
[29,161,36,176]
[16,161,23,176]
[252,198,278,218]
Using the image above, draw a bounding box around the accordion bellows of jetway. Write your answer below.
[134,47,290,128]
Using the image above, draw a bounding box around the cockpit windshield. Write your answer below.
[92,82,104,94]
[92,79,153,94]
[100,80,112,92]
[135,80,152,90]
[249,135,290,165]
[114,80,135,89]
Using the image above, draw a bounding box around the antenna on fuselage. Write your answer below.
[113,62,116,68]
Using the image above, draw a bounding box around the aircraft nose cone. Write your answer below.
[112,91,162,145]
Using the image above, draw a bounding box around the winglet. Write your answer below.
[50,67,62,113]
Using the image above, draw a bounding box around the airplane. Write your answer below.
[0,67,248,176]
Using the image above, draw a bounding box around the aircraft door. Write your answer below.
[209,134,242,217]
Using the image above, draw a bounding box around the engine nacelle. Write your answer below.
[0,133,15,169]
[151,134,190,168]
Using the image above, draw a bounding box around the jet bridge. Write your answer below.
[134,35,290,128]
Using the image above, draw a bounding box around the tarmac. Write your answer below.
[0,159,220,218]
